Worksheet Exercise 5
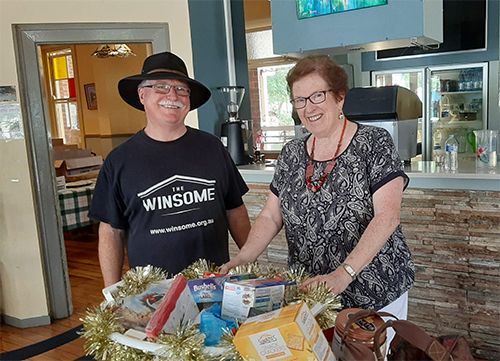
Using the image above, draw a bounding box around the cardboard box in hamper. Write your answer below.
[233,302,336,361]
[221,278,296,322]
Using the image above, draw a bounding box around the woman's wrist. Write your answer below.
[340,262,357,280]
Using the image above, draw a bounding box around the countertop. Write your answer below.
[237,160,500,191]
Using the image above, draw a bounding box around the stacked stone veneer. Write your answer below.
[229,184,500,360]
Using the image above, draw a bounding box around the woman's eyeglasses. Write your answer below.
[291,90,332,109]
[141,84,191,97]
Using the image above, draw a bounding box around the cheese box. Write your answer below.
[233,302,336,361]
[187,273,255,308]
[221,278,297,322]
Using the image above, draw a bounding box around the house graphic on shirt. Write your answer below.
[137,175,217,215]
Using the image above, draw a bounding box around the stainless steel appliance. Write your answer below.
[218,86,253,165]
[343,85,423,162]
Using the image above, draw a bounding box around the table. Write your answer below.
[58,179,97,231]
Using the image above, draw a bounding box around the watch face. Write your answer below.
[342,263,356,278]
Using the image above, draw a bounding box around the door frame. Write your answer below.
[12,23,170,319]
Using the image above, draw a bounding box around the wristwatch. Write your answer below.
[341,262,357,280]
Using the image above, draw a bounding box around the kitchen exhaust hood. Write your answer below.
[270,0,443,57]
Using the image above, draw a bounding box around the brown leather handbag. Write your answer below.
[342,310,475,361]
[373,319,474,361]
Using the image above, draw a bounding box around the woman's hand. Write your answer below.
[300,267,353,295]
[219,256,245,275]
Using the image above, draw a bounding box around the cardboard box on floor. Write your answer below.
[54,147,92,160]
[55,156,103,178]
[54,145,103,181]
[53,144,79,153]
[52,138,64,146]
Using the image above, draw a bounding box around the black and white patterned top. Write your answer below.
[270,124,415,310]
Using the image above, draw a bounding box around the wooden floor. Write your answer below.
[0,229,127,360]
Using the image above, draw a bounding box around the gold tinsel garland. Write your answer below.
[153,321,206,361]
[180,258,221,281]
[80,260,341,361]
[215,328,244,361]
[80,304,153,361]
[116,265,169,300]
[293,282,342,330]
[279,264,311,285]
[227,262,277,279]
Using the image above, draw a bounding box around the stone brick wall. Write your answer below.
[230,184,500,360]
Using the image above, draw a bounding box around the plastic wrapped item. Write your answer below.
[199,303,237,346]
[120,280,173,331]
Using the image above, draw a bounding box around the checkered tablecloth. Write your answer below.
[58,181,97,231]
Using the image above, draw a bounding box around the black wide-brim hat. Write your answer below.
[118,51,211,111]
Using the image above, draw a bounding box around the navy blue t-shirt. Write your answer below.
[89,127,248,275]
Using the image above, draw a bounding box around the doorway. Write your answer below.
[13,23,170,320]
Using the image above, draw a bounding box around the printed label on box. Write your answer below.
[221,279,295,322]
[188,277,227,304]
[312,331,330,361]
[296,304,317,342]
[233,302,334,361]
[248,327,292,360]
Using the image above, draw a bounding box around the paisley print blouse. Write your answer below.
[270,124,415,310]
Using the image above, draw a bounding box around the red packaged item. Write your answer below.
[145,275,199,339]
[203,272,221,278]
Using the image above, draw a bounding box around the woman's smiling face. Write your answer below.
[292,72,344,138]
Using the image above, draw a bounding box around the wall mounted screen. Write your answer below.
[296,0,387,20]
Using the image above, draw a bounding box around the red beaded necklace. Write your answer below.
[305,117,347,193]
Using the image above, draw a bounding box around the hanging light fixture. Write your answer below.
[91,44,137,58]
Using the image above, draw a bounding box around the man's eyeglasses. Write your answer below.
[141,84,191,97]
[291,90,332,109]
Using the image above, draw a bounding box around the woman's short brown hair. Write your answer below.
[286,55,348,102]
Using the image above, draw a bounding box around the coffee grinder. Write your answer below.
[218,86,253,165]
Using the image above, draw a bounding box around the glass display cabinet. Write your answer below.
[372,62,488,162]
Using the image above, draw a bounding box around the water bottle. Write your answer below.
[473,69,480,91]
[433,129,445,166]
[444,134,459,172]
[458,70,465,91]
[477,68,483,90]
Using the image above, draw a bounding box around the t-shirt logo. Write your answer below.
[137,175,216,216]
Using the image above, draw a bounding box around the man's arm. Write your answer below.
[98,222,126,287]
[226,203,251,249]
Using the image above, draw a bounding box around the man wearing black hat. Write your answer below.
[89,52,251,287]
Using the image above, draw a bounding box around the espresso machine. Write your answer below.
[218,86,253,165]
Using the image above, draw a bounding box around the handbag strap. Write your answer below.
[341,309,398,361]
[373,320,452,361]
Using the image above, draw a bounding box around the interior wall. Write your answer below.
[0,0,194,323]
[188,0,251,136]
[74,43,150,158]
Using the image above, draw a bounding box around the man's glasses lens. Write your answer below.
[144,84,191,96]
